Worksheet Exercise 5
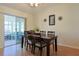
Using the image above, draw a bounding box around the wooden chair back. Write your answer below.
[40,31,46,37]
[47,31,55,37]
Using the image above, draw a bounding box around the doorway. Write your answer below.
[4,15,24,47]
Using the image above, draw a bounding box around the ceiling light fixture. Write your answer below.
[30,3,39,7]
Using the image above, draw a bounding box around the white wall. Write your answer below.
[0,14,4,48]
[0,6,34,48]
[34,4,79,49]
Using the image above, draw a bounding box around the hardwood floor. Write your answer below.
[0,44,79,56]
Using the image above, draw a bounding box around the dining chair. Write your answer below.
[47,31,55,37]
[30,31,47,55]
[24,31,35,50]
[40,31,46,37]
[47,31,55,51]
[33,36,47,56]
[27,35,36,53]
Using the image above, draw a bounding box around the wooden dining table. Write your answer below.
[21,34,57,56]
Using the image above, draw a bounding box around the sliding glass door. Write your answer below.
[4,15,24,47]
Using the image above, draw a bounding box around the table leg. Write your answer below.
[47,42,50,56]
[21,36,24,48]
[55,37,57,52]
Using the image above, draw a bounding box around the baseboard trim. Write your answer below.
[58,43,79,49]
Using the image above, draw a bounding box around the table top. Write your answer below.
[27,34,57,40]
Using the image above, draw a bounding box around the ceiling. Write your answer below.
[0,3,54,13]
[0,3,74,14]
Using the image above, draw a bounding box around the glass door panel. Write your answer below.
[16,17,24,44]
[4,15,16,47]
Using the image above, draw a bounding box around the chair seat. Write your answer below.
[50,40,54,44]
[35,42,47,48]
[27,40,32,44]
